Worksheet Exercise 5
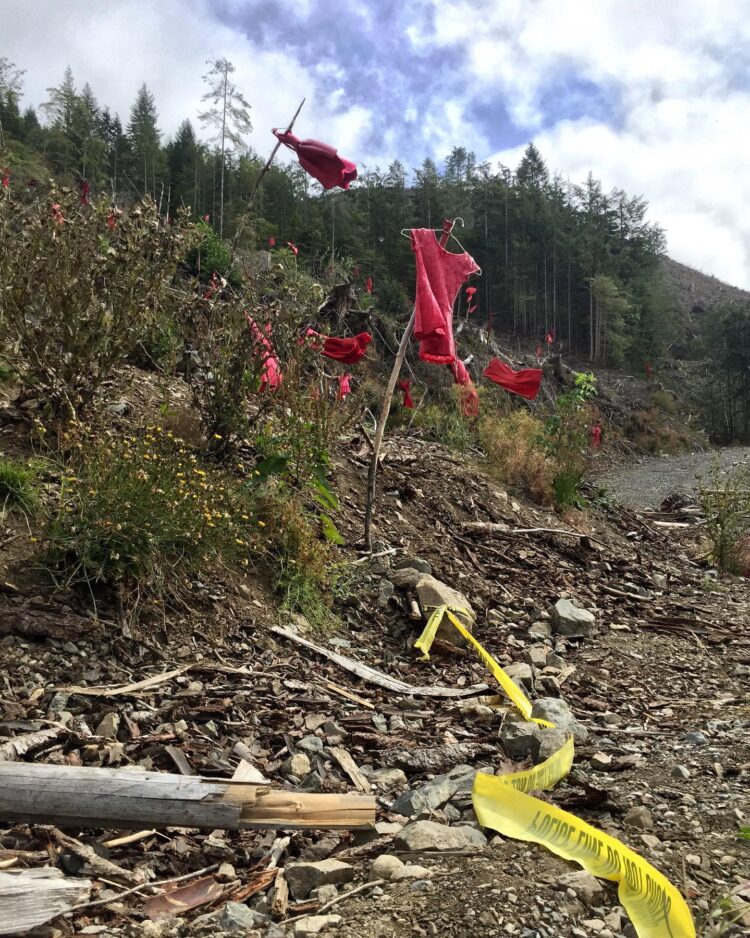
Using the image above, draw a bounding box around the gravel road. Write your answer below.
[598,446,750,509]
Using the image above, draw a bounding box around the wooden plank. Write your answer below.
[329,747,370,793]
[0,869,91,935]
[0,763,375,832]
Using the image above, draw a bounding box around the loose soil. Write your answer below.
[1,421,749,937]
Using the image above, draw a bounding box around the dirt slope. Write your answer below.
[1,429,749,936]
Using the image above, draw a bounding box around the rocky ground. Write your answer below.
[599,447,750,510]
[1,434,749,937]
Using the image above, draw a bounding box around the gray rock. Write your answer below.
[528,621,553,640]
[369,854,404,881]
[504,661,534,690]
[368,767,407,791]
[395,820,487,852]
[378,578,395,607]
[294,914,342,937]
[280,752,311,780]
[524,645,549,668]
[530,697,589,743]
[672,765,691,780]
[286,860,354,900]
[297,735,324,754]
[389,567,424,589]
[395,863,433,881]
[415,575,475,643]
[682,731,708,746]
[394,557,432,575]
[390,771,463,817]
[500,718,545,760]
[551,599,595,637]
[557,870,604,905]
[95,712,120,739]
[313,884,338,903]
[321,720,347,739]
[624,805,654,831]
[652,573,668,590]
[193,901,269,932]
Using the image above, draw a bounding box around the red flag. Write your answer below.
[467,303,477,314]
[591,425,602,449]
[287,241,299,256]
[483,359,543,400]
[535,344,542,360]
[465,286,477,297]
[306,330,372,365]
[645,362,654,381]
[545,331,554,345]
[273,130,357,190]
[203,214,210,222]
[269,236,276,247]
[1,169,9,190]
[106,211,117,230]
[51,203,65,225]
[397,379,414,409]
[79,180,91,205]
[365,276,373,294]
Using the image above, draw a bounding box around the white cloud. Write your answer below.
[1,0,371,161]
[3,0,750,286]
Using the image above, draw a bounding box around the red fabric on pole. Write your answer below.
[410,228,480,365]
[450,359,479,417]
[591,424,602,449]
[397,379,414,409]
[483,359,543,400]
[365,276,373,294]
[273,130,357,190]
[305,329,372,364]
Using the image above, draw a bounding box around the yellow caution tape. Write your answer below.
[413,604,696,938]
[473,776,696,938]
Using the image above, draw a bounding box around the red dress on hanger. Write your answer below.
[410,229,480,364]
[273,130,357,190]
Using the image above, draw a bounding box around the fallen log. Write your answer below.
[0,763,375,831]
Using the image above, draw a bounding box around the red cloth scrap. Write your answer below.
[450,359,479,418]
[306,329,372,365]
[483,359,543,400]
[246,315,283,391]
[274,130,357,190]
[397,379,414,409]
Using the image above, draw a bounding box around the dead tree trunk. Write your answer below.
[0,764,375,831]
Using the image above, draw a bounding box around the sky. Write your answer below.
[3,0,750,288]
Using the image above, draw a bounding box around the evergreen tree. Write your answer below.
[0,57,24,148]
[126,83,163,197]
[42,66,80,175]
[198,58,252,237]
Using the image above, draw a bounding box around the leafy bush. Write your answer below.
[413,385,476,452]
[43,426,259,608]
[698,462,750,574]
[256,485,343,630]
[627,408,690,453]
[543,372,597,508]
[649,389,677,413]
[0,188,194,419]
[187,220,231,280]
[479,410,553,504]
[0,457,37,514]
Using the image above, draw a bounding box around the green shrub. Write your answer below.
[43,427,258,608]
[187,220,231,280]
[479,410,553,504]
[0,457,37,514]
[0,188,195,419]
[256,485,343,630]
[543,372,597,508]
[649,389,676,413]
[698,462,750,574]
[413,385,476,452]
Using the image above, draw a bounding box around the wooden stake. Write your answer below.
[229,98,306,268]
[0,763,375,832]
[364,218,458,548]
